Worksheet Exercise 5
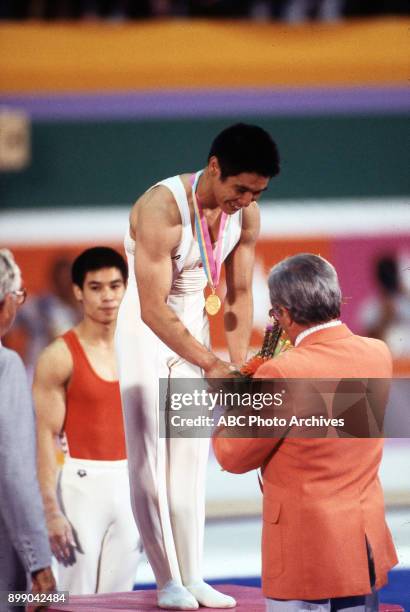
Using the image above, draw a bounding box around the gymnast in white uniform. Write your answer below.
[115,124,280,610]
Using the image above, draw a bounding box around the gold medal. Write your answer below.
[191,171,227,318]
[205,293,221,316]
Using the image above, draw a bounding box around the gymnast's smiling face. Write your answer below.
[211,160,269,215]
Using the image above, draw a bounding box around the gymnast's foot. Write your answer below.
[157,580,199,610]
[186,582,236,608]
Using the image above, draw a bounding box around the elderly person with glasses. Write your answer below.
[0,249,55,612]
[214,253,398,612]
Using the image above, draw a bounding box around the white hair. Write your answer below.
[0,249,22,302]
[268,253,342,324]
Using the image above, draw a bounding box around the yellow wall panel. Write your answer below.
[0,18,408,93]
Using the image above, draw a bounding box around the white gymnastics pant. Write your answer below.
[119,359,210,589]
[57,457,142,594]
[116,284,211,589]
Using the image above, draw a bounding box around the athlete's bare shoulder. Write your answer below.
[129,177,189,240]
[34,335,73,387]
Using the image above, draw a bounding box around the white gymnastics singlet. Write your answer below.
[115,173,242,590]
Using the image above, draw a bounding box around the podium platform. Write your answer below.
[44,585,404,612]
[46,584,265,611]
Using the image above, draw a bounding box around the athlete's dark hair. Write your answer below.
[208,123,280,179]
[72,247,128,288]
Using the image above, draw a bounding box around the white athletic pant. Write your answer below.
[119,359,210,589]
[116,282,211,589]
[57,457,142,594]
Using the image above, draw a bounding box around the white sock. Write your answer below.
[186,582,236,608]
[157,580,199,610]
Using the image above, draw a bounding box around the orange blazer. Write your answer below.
[213,324,398,600]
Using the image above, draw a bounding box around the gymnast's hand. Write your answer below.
[204,357,238,380]
[46,511,76,564]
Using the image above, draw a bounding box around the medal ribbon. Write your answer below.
[191,171,228,291]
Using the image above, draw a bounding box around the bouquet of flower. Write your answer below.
[239,320,291,378]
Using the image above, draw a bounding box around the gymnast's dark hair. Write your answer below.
[72,247,128,288]
[268,254,342,325]
[208,123,280,179]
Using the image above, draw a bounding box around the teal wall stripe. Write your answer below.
[1,115,408,209]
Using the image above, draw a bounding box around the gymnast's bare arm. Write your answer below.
[33,339,75,563]
[224,201,260,365]
[130,186,234,378]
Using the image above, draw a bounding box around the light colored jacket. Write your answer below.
[0,347,51,599]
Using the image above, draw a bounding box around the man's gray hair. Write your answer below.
[268,253,342,324]
[0,249,22,303]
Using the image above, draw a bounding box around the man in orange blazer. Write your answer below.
[213,253,398,612]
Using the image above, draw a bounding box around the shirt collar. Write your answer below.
[294,320,342,347]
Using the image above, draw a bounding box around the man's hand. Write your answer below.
[46,512,75,563]
[31,566,56,592]
[204,358,238,379]
[31,567,56,611]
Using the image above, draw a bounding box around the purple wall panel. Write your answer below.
[0,86,408,121]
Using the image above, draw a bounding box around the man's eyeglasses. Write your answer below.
[11,288,27,305]
[269,306,282,320]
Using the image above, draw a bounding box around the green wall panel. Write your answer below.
[1,115,408,209]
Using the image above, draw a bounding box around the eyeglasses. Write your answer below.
[11,288,27,305]
[269,306,282,320]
